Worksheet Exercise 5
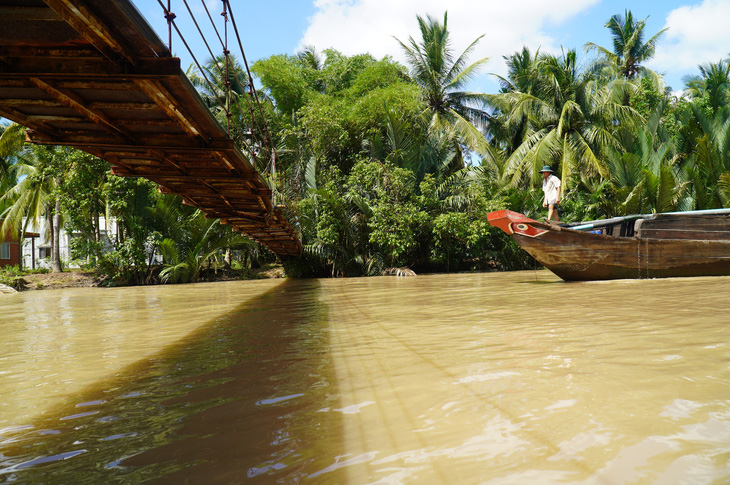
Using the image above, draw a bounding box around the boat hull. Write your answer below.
[488,210,730,281]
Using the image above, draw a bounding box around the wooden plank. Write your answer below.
[43,0,137,65]
[158,189,260,199]
[55,80,136,90]
[26,131,236,151]
[0,79,30,87]
[0,98,65,107]
[25,114,85,122]
[0,7,63,21]
[0,57,181,77]
[0,46,100,58]
[88,101,157,111]
[119,119,178,127]
[134,79,206,140]
[29,77,135,141]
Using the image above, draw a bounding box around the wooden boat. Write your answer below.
[487,209,730,281]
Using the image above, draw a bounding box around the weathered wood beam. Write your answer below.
[28,77,134,142]
[26,130,236,151]
[134,79,207,140]
[148,149,197,176]
[0,57,180,77]
[0,46,100,58]
[165,158,225,167]
[54,80,136,90]
[206,213,269,224]
[114,158,161,166]
[158,189,261,200]
[88,102,157,111]
[0,7,62,21]
[26,114,85,123]
[96,150,148,158]
[211,149,257,175]
[118,119,178,127]
[151,171,240,180]
[0,79,29,87]
[0,107,58,137]
[42,0,136,65]
[0,98,65,107]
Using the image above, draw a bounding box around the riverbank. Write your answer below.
[1,265,286,292]
[21,271,98,291]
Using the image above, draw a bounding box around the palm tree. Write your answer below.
[496,46,542,95]
[487,47,543,157]
[683,59,730,114]
[602,127,680,216]
[585,9,667,81]
[678,106,730,209]
[395,12,492,169]
[0,128,67,272]
[187,54,249,116]
[490,49,639,189]
[303,184,383,277]
[187,55,274,165]
[297,45,324,73]
[156,203,256,284]
[0,123,25,201]
[365,107,458,183]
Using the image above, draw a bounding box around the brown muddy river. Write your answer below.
[0,271,729,483]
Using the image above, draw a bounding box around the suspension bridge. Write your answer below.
[0,0,302,257]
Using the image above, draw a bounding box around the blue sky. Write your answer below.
[129,0,730,94]
[129,0,730,95]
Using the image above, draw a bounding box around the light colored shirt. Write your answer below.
[542,174,561,205]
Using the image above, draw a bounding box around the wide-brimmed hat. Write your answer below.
[539,165,553,173]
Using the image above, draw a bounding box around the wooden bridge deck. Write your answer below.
[0,0,301,257]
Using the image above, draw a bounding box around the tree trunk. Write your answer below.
[51,198,63,273]
[223,248,232,270]
[92,210,101,264]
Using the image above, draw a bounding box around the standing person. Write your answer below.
[539,166,561,221]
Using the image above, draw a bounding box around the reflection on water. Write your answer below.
[1,271,729,483]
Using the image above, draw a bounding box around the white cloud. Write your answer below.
[298,0,600,82]
[650,0,730,77]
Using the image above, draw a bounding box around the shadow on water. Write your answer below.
[0,279,338,484]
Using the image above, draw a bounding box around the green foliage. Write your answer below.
[151,198,257,284]
[96,237,148,286]
[252,54,311,117]
[369,198,430,267]
[59,150,109,264]
[0,265,24,289]
[683,59,730,114]
[631,76,664,120]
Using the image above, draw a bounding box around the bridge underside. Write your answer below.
[0,0,301,257]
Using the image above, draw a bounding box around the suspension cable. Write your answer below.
[155,0,228,115]
[180,0,226,81]
[157,0,281,212]
[221,1,231,135]
[225,0,279,207]
[201,0,225,52]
